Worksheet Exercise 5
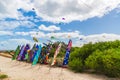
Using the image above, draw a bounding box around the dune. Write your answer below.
[0,55,118,80]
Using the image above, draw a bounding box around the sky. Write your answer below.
[0,0,120,50]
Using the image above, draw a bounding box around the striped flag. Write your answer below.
[51,43,62,66]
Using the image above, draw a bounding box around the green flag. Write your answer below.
[12,45,20,60]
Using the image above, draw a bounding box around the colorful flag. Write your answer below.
[21,44,30,60]
[12,45,20,60]
[32,44,42,65]
[63,39,72,66]
[51,43,62,66]
[31,45,39,62]
[29,44,36,62]
[25,49,30,61]
[17,45,25,60]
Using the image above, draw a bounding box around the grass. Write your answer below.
[0,74,8,79]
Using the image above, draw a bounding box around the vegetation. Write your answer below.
[0,74,8,79]
[69,40,120,77]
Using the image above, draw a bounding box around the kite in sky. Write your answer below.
[62,18,65,20]
[33,37,39,42]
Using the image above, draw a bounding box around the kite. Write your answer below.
[33,37,39,42]
[63,39,72,67]
[58,22,62,25]
[80,38,83,40]
[50,36,55,39]
[51,43,62,66]
[68,35,71,38]
[43,43,48,46]
[32,8,35,10]
[62,18,65,20]
[47,40,53,43]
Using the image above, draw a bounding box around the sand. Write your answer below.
[0,55,118,80]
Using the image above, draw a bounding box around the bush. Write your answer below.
[69,58,83,72]
[0,74,8,79]
[85,48,120,77]
[102,49,120,77]
[85,49,103,71]
[69,40,120,77]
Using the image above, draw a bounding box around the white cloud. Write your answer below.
[0,21,20,30]
[39,24,60,31]
[0,0,33,19]
[0,38,34,50]
[0,20,36,30]
[0,31,13,36]
[0,0,120,23]
[15,32,29,36]
[32,0,120,23]
[73,33,120,47]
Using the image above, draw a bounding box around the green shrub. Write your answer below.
[102,49,120,77]
[85,49,103,70]
[85,48,120,77]
[0,74,8,79]
[69,40,120,77]
[69,58,83,72]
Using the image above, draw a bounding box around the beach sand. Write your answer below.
[0,55,118,80]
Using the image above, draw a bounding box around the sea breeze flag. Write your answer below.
[25,49,30,61]
[31,45,39,62]
[29,44,36,62]
[12,45,20,60]
[17,45,25,60]
[21,44,30,60]
[63,39,72,66]
[51,43,62,66]
[32,44,42,65]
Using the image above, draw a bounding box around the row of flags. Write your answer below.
[12,39,72,67]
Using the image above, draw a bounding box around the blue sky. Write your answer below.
[0,0,120,50]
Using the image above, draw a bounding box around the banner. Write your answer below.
[12,45,20,60]
[63,39,72,66]
[32,44,42,65]
[51,43,62,66]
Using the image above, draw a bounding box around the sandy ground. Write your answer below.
[0,55,119,80]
